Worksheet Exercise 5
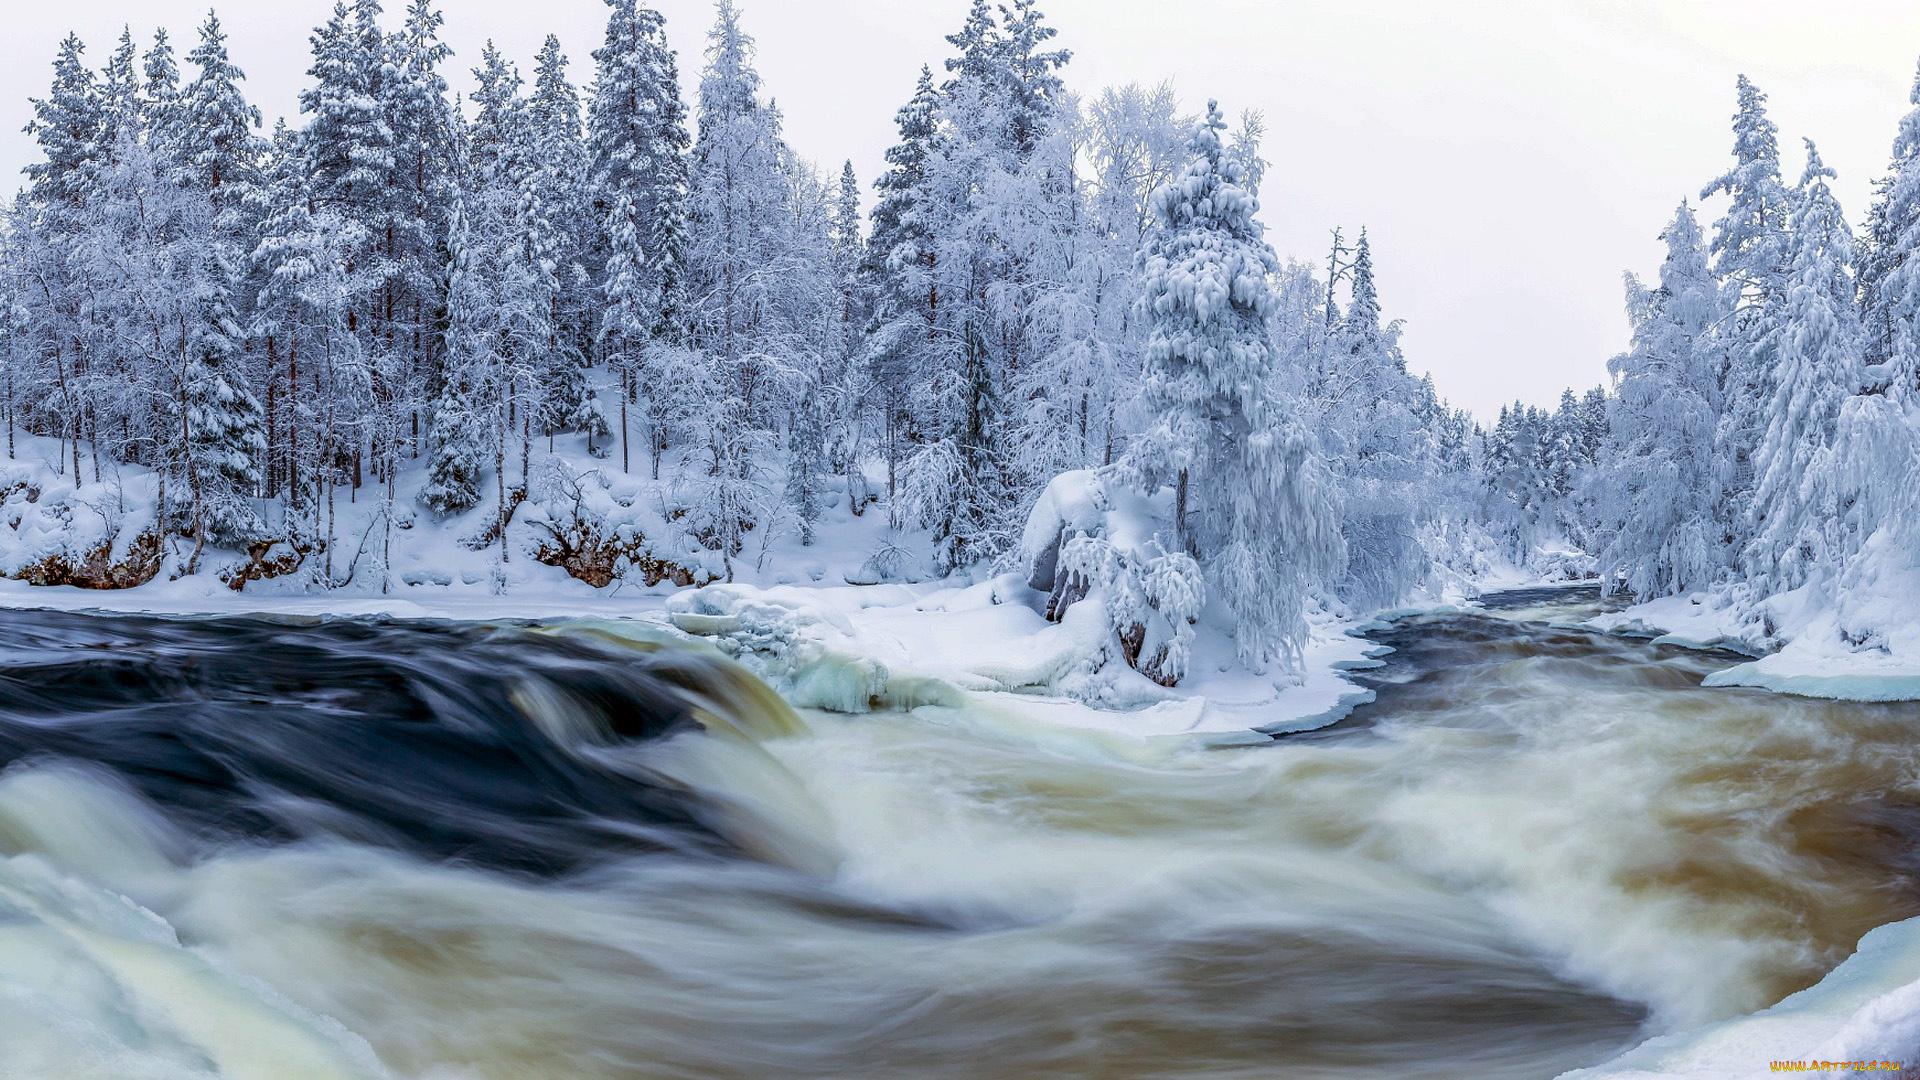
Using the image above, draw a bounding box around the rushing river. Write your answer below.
[3,590,1919,1080]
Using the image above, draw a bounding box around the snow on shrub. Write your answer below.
[519,460,714,588]
[0,459,165,589]
[1022,469,1203,687]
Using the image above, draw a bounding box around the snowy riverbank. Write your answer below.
[1588,536,1920,706]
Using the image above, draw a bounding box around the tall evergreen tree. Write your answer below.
[177,11,264,209]
[1124,101,1341,670]
[25,34,105,218]
[1745,141,1863,592]
[1700,75,1791,551]
[1598,201,1726,598]
[588,0,691,346]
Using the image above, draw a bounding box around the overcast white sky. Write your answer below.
[6,0,1920,420]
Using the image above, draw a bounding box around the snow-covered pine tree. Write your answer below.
[302,2,394,226]
[1701,75,1792,560]
[423,199,492,517]
[25,34,106,221]
[141,29,182,158]
[1124,101,1342,671]
[179,248,269,567]
[1744,140,1863,593]
[99,28,142,151]
[1597,201,1726,598]
[588,0,691,348]
[176,12,264,213]
[384,0,457,456]
[687,0,790,416]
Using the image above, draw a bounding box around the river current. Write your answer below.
[2,589,1918,1079]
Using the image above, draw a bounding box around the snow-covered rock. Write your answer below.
[1021,469,1202,687]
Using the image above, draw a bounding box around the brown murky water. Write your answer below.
[2,598,1918,1079]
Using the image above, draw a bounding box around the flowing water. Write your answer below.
[3,590,1920,1080]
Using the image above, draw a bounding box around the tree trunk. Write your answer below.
[1176,468,1190,554]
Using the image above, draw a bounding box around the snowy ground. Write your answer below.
[1589,544,1920,705]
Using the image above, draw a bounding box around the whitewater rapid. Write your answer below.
[2,595,1918,1079]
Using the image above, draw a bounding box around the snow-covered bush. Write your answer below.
[521,461,713,588]
[0,462,165,590]
[1022,469,1203,687]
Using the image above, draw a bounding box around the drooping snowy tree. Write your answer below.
[1596,201,1726,598]
[1124,101,1342,671]
[1743,141,1863,593]
[1700,75,1792,556]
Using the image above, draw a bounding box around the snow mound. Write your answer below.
[1021,469,1202,688]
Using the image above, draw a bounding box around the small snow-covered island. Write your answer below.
[0,2,1918,1079]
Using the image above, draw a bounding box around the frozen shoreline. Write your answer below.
[1589,586,1920,706]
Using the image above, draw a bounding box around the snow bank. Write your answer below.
[0,449,164,589]
[1593,530,1920,704]
[1562,917,1920,1080]
[1021,469,1202,687]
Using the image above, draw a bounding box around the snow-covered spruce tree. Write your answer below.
[1869,57,1920,403]
[1123,101,1342,672]
[178,249,269,568]
[422,200,491,517]
[1701,75,1792,561]
[1310,227,1436,608]
[785,382,827,545]
[588,0,691,345]
[526,34,596,366]
[861,64,942,507]
[687,0,790,418]
[383,0,458,457]
[1743,141,1863,594]
[898,0,1073,571]
[1597,201,1726,599]
[602,192,660,475]
[825,159,869,501]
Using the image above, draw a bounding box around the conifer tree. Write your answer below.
[1745,141,1863,592]
[142,29,182,151]
[588,0,691,347]
[180,249,269,565]
[1125,101,1341,671]
[1701,75,1791,550]
[177,11,264,209]
[423,200,491,517]
[25,34,105,218]
[1869,59,1920,401]
[1598,201,1726,598]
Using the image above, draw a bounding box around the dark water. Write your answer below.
[0,611,742,875]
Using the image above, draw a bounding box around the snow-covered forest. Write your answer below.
[2,0,1917,684]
